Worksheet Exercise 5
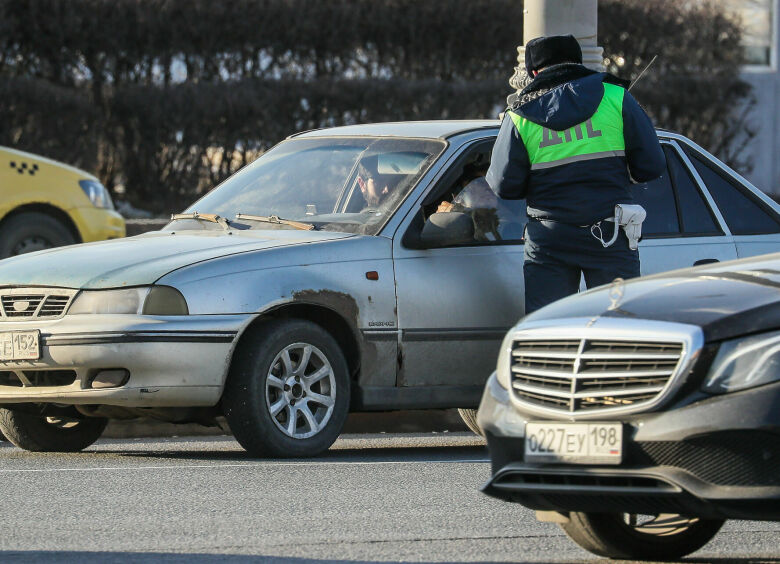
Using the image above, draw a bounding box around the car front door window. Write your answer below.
[432,172,527,245]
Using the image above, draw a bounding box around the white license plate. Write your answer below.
[0,330,40,361]
[525,422,622,464]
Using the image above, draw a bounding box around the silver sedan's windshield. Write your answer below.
[174,136,446,235]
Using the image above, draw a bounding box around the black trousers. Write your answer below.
[523,218,640,315]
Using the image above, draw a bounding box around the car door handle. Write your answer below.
[693,259,719,266]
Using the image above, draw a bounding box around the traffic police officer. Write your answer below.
[487,34,666,314]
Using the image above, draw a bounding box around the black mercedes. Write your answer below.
[478,252,780,560]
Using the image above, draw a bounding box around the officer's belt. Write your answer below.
[527,215,600,229]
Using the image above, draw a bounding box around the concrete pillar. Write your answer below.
[509,0,603,101]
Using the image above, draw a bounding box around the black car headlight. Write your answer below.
[702,331,780,394]
[68,286,188,315]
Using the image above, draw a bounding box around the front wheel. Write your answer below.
[222,318,350,458]
[0,408,107,452]
[560,512,724,560]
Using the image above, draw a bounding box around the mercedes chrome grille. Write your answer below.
[510,337,685,416]
[0,288,77,320]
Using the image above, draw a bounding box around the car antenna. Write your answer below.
[628,55,658,92]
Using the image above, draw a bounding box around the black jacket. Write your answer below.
[486,64,666,225]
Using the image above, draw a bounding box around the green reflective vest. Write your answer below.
[509,82,626,170]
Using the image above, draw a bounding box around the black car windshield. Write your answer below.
[172,136,446,235]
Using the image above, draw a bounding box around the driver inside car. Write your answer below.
[356,157,402,209]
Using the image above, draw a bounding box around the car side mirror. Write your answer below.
[418,212,475,248]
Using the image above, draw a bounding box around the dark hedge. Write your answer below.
[599,0,753,172]
[0,0,752,214]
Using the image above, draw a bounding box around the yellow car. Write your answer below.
[0,147,125,257]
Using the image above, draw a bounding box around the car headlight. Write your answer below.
[68,286,188,315]
[142,286,189,315]
[702,330,780,394]
[495,332,515,389]
[79,179,116,210]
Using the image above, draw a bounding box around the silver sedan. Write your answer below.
[0,121,777,456]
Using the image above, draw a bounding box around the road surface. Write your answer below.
[0,433,778,563]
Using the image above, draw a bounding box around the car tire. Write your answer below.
[0,408,107,452]
[457,408,484,437]
[0,212,76,258]
[222,318,350,458]
[560,512,725,560]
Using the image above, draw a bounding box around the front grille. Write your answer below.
[495,471,674,491]
[0,370,78,387]
[511,338,684,415]
[0,371,22,386]
[633,432,780,487]
[39,295,71,316]
[490,468,697,515]
[1,295,43,317]
[0,288,76,320]
[534,493,696,515]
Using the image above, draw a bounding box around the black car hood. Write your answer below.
[525,253,780,342]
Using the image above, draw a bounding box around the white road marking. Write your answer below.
[0,458,490,473]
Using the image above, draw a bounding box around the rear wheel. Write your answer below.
[0,212,76,258]
[457,408,484,437]
[0,408,107,452]
[222,318,350,458]
[560,512,725,560]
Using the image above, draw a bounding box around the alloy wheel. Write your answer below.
[623,513,702,535]
[265,342,336,439]
[44,416,82,430]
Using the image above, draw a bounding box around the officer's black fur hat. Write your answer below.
[524,35,583,75]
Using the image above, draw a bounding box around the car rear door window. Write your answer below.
[686,151,780,235]
[629,169,679,237]
[666,147,722,235]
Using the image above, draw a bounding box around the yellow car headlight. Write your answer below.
[79,180,116,210]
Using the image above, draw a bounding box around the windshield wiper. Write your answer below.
[170,212,231,232]
[235,213,316,231]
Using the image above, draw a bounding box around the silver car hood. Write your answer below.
[0,229,355,289]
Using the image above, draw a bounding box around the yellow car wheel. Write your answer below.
[0,212,76,258]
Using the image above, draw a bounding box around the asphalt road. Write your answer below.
[0,433,778,563]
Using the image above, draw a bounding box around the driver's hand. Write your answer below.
[437,201,454,213]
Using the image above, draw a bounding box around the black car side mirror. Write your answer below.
[418,212,475,248]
